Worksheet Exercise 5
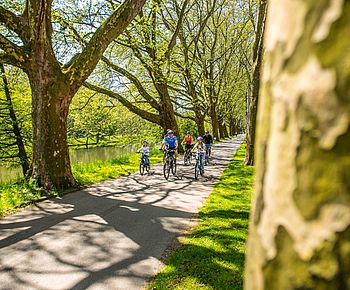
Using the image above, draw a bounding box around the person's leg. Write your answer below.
[145,155,149,166]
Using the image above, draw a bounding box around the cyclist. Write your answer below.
[192,136,206,173]
[181,131,193,151]
[137,140,150,167]
[160,130,178,152]
[163,128,171,139]
[203,130,213,156]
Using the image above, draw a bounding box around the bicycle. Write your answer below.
[183,145,192,165]
[163,149,177,180]
[139,153,150,175]
[194,152,205,179]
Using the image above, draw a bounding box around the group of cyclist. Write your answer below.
[181,130,213,174]
[137,129,213,176]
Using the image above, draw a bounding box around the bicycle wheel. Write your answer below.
[139,162,145,175]
[194,160,200,179]
[205,154,209,165]
[172,157,177,175]
[200,158,204,176]
[184,152,189,165]
[163,161,170,180]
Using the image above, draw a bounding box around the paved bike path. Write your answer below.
[0,135,245,290]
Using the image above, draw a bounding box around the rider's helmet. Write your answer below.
[197,136,203,141]
[205,130,209,134]
[168,130,173,134]
[143,139,148,144]
[187,131,191,134]
[166,129,171,133]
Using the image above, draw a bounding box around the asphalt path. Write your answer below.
[0,135,244,290]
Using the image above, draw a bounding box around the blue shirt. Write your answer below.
[164,136,177,149]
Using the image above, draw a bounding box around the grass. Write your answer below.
[72,149,163,185]
[0,149,163,216]
[146,145,254,290]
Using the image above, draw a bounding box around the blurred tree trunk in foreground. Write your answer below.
[245,0,350,289]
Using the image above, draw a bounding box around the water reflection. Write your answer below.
[0,144,137,183]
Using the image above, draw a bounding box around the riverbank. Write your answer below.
[0,149,163,216]
[146,145,253,289]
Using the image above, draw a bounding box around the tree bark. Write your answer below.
[28,61,75,189]
[223,122,229,138]
[195,115,205,136]
[245,1,350,289]
[209,101,220,141]
[0,64,30,176]
[244,0,267,166]
[229,117,237,136]
[218,117,224,139]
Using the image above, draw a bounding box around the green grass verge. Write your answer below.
[72,149,163,185]
[0,149,163,216]
[147,145,254,290]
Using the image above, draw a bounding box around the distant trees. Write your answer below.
[70,0,254,140]
[245,0,350,289]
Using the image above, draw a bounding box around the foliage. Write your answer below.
[147,145,253,290]
[0,66,32,166]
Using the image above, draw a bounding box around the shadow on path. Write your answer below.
[0,135,245,290]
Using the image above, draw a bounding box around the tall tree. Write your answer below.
[0,64,30,175]
[67,0,189,144]
[0,0,146,189]
[245,1,350,289]
[244,0,267,165]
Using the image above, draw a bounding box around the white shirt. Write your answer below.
[139,145,150,156]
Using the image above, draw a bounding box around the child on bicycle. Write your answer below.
[192,136,206,173]
[137,140,150,167]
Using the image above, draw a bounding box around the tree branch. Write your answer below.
[83,81,161,125]
[0,6,27,39]
[164,0,189,60]
[101,56,161,110]
[0,34,26,68]
[67,0,146,91]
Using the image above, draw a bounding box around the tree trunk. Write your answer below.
[229,117,237,136]
[28,62,76,190]
[244,0,267,166]
[0,64,30,176]
[245,1,350,289]
[195,115,205,136]
[223,122,229,138]
[218,118,224,139]
[210,102,220,141]
[154,70,183,153]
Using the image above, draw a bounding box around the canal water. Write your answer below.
[0,144,138,183]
